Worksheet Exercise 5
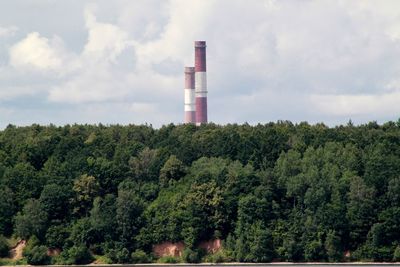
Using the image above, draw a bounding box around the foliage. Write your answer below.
[39,184,71,222]
[14,200,48,240]
[69,218,96,247]
[72,174,100,216]
[203,250,231,263]
[116,181,144,248]
[393,246,400,262]
[1,122,400,262]
[182,248,205,263]
[159,155,186,186]
[24,245,50,265]
[157,255,181,263]
[23,236,50,265]
[131,249,151,263]
[0,187,15,236]
[62,245,93,265]
[45,224,70,249]
[0,236,9,258]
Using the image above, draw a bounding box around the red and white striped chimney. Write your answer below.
[194,41,207,125]
[184,67,196,123]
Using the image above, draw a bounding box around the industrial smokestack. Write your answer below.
[184,67,196,123]
[194,41,207,125]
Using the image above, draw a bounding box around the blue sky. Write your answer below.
[1,0,400,128]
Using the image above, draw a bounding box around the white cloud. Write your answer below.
[3,0,400,127]
[0,25,18,38]
[310,91,400,116]
[0,86,43,100]
[83,7,131,62]
[9,32,66,71]
[48,5,181,105]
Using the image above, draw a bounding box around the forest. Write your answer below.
[1,121,400,264]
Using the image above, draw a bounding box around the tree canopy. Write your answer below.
[1,121,400,263]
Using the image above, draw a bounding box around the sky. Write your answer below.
[1,0,400,128]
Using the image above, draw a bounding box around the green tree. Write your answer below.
[45,224,70,249]
[62,244,93,264]
[25,245,50,265]
[324,230,342,262]
[72,174,100,216]
[346,176,376,249]
[246,221,274,262]
[129,147,162,181]
[2,163,44,206]
[14,199,48,240]
[181,181,225,247]
[159,155,186,186]
[69,217,96,246]
[39,183,71,222]
[116,182,144,248]
[0,235,9,257]
[90,194,117,241]
[0,186,15,235]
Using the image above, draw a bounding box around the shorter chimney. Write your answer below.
[184,67,196,123]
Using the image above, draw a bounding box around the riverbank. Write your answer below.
[4,263,400,267]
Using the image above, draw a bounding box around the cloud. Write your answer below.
[3,0,400,127]
[0,25,18,38]
[48,5,181,105]
[9,32,66,71]
[83,6,131,62]
[310,91,400,116]
[0,86,43,100]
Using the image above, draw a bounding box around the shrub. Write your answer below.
[45,224,69,249]
[105,247,131,263]
[131,249,151,263]
[0,235,9,257]
[351,243,375,261]
[25,245,50,265]
[93,255,113,264]
[182,248,205,263]
[157,255,180,263]
[393,246,400,262]
[23,235,40,256]
[66,245,93,264]
[203,250,231,263]
[115,247,130,263]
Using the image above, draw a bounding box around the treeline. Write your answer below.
[1,121,400,264]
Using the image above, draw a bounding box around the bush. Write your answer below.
[45,224,69,249]
[23,235,40,256]
[394,246,400,262]
[25,245,50,265]
[182,248,205,263]
[131,249,151,263]
[203,250,231,263]
[157,255,180,263]
[66,245,93,264]
[351,243,375,261]
[0,235,9,257]
[115,248,130,263]
[105,246,131,263]
[93,255,113,264]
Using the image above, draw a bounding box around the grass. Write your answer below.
[157,255,182,263]
[0,258,27,266]
[93,254,113,264]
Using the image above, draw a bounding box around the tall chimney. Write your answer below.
[184,67,196,123]
[194,41,207,125]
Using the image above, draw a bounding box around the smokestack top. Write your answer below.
[185,66,195,73]
[195,41,206,47]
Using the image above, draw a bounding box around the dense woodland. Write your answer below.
[1,121,400,264]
